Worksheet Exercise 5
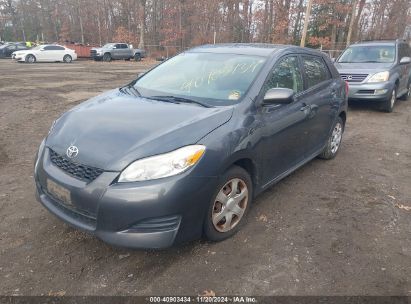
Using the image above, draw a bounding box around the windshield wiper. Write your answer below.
[146,95,210,108]
[119,84,141,97]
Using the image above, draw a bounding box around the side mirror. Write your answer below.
[263,88,295,105]
[331,58,336,63]
[400,57,411,64]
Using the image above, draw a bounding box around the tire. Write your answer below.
[134,53,141,62]
[399,81,410,101]
[318,117,344,160]
[103,53,111,62]
[25,54,36,63]
[382,86,397,112]
[63,54,72,63]
[203,166,253,242]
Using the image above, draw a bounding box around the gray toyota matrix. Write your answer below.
[34,44,348,249]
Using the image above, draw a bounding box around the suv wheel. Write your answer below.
[399,82,410,101]
[203,166,252,242]
[382,86,396,112]
[134,53,141,62]
[318,117,344,160]
[103,53,111,62]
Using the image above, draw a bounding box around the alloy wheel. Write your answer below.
[390,89,396,109]
[330,122,342,154]
[212,178,248,233]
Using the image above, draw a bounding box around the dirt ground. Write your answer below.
[0,59,411,296]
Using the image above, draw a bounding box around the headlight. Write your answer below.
[367,71,389,83]
[118,145,206,182]
[34,139,46,173]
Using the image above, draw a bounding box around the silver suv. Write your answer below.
[335,39,411,112]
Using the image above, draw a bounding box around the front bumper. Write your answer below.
[347,81,394,101]
[34,145,217,249]
[91,54,103,60]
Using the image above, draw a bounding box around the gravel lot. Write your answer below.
[0,59,411,296]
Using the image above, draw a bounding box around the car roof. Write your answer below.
[352,41,397,47]
[187,43,310,57]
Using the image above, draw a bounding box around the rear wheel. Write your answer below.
[25,54,36,63]
[103,53,111,62]
[318,117,344,160]
[63,54,72,63]
[382,86,397,113]
[204,166,252,242]
[399,81,410,100]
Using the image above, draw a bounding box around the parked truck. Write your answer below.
[90,43,145,62]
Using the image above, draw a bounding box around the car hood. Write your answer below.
[334,62,393,74]
[92,47,103,52]
[46,89,234,171]
[12,50,32,55]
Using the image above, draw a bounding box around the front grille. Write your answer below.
[128,216,181,233]
[49,149,103,183]
[357,90,375,94]
[90,49,97,57]
[340,73,368,83]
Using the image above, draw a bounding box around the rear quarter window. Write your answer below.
[302,55,331,88]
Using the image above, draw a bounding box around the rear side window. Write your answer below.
[44,45,64,50]
[302,56,331,88]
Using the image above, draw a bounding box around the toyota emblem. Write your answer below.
[66,145,79,158]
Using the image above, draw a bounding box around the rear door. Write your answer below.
[53,45,66,61]
[299,54,337,157]
[398,43,411,92]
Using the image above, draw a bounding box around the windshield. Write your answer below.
[338,45,396,63]
[134,52,266,106]
[31,45,43,50]
[102,43,114,48]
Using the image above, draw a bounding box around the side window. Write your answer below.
[263,56,303,95]
[44,46,54,50]
[302,56,331,88]
[121,44,128,49]
[55,46,65,50]
[114,44,121,49]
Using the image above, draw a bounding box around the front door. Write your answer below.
[256,55,311,185]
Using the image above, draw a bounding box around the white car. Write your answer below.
[12,44,77,63]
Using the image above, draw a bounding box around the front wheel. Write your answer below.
[203,166,252,242]
[382,87,396,112]
[63,54,72,63]
[318,117,344,160]
[25,54,36,63]
[103,53,111,62]
[134,53,141,62]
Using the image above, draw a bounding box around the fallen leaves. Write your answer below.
[48,290,66,296]
[200,290,216,297]
[257,214,268,222]
[395,204,411,211]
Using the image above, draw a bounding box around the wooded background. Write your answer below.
[1,0,410,53]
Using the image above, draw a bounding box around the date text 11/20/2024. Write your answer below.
[149,296,257,303]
